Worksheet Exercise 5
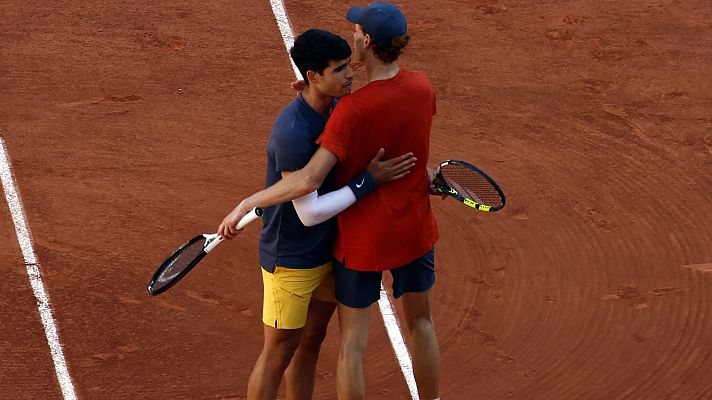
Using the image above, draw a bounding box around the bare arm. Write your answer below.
[217,147,338,238]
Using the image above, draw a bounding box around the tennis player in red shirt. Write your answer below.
[219,3,441,399]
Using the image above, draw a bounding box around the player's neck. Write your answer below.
[365,53,400,82]
[301,88,333,117]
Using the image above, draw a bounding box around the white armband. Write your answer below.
[292,187,356,227]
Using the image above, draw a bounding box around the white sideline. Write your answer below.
[378,284,420,399]
[266,2,420,398]
[268,0,301,79]
[0,135,77,400]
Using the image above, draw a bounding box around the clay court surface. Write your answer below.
[2,0,712,399]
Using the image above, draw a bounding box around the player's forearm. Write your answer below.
[242,169,321,210]
[292,187,356,226]
[292,171,376,226]
[242,146,338,211]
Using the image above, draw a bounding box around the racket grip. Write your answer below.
[204,234,224,253]
[235,207,263,230]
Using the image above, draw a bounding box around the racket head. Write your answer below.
[147,234,210,295]
[146,207,263,296]
[435,160,506,212]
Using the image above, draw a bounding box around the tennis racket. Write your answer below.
[433,160,505,212]
[147,207,263,296]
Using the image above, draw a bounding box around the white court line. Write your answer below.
[378,285,420,399]
[266,2,420,398]
[0,135,77,400]
[268,0,301,79]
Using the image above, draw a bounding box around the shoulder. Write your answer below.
[270,101,312,150]
[334,93,355,108]
[402,69,429,80]
[272,98,300,129]
[328,94,360,122]
[403,70,434,89]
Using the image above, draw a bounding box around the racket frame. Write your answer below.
[434,160,506,212]
[146,207,263,296]
[147,234,211,295]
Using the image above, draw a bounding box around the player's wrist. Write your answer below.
[238,198,256,215]
[347,171,377,200]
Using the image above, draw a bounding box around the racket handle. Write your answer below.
[235,207,263,230]
[206,208,264,253]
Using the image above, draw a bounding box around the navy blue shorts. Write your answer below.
[334,248,435,308]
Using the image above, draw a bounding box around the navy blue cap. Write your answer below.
[346,2,407,44]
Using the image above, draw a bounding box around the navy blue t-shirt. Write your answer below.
[259,95,337,272]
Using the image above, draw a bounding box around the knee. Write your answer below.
[405,315,435,337]
[264,340,300,368]
[299,329,328,354]
[340,331,368,357]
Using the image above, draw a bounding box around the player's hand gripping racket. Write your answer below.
[147,207,263,295]
[433,160,506,212]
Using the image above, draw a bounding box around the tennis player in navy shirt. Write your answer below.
[260,93,338,272]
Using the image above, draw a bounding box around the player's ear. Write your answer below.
[306,70,320,85]
[363,33,372,48]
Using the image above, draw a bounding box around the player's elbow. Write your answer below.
[301,173,322,195]
[297,213,320,227]
[292,196,322,227]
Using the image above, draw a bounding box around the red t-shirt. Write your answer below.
[316,69,439,271]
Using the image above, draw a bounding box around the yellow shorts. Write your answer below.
[261,261,336,329]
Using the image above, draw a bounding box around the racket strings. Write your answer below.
[154,239,206,288]
[441,164,504,208]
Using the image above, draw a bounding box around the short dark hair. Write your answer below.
[371,34,409,64]
[290,29,351,85]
